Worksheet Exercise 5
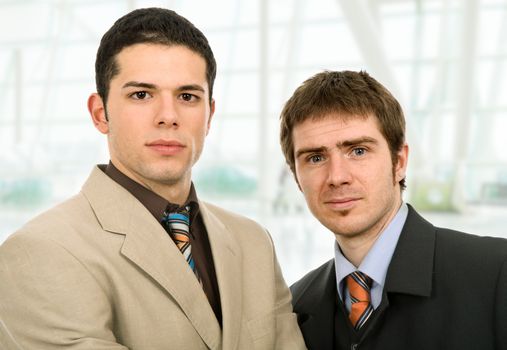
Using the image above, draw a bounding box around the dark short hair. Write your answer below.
[95,7,216,105]
[280,70,406,189]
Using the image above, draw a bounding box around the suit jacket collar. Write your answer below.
[363,204,436,340]
[199,201,243,350]
[384,204,435,297]
[82,166,222,349]
[292,260,336,350]
[103,162,201,222]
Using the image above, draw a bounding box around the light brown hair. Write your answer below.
[279,70,406,189]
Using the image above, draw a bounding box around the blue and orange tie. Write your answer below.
[162,206,200,281]
[346,271,373,330]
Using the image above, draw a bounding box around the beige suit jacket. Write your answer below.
[0,167,306,350]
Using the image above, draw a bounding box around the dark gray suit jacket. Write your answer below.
[291,205,507,350]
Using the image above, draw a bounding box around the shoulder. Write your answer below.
[199,200,277,252]
[3,193,91,243]
[435,226,507,263]
[0,190,110,273]
[200,200,266,233]
[406,205,507,268]
[406,204,507,256]
[0,194,101,280]
[290,259,334,303]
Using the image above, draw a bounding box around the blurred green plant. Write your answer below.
[0,178,51,208]
[194,166,257,197]
[410,180,455,212]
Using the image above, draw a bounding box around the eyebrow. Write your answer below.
[295,136,379,159]
[176,84,206,93]
[121,81,206,94]
[122,81,157,90]
[295,146,327,159]
[339,136,378,148]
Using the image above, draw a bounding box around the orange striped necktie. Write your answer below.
[346,271,373,330]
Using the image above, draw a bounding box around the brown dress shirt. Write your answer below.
[103,162,222,325]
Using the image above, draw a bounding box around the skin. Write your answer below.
[88,43,215,205]
[293,114,408,267]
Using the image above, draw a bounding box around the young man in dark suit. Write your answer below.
[279,70,507,350]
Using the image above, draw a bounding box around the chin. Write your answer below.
[322,218,359,236]
[138,167,181,183]
[155,171,186,184]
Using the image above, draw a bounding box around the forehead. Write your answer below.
[292,114,384,147]
[113,43,208,85]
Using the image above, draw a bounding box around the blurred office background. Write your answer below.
[0,0,506,283]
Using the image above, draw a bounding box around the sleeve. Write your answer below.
[270,236,308,350]
[0,233,129,350]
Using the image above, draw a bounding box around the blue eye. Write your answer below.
[352,148,366,156]
[309,154,324,163]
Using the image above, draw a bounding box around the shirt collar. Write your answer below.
[103,161,200,223]
[334,202,408,298]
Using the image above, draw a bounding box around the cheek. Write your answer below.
[192,126,208,144]
[109,121,142,152]
[298,174,319,200]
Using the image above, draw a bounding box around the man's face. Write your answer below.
[89,43,214,192]
[293,114,408,243]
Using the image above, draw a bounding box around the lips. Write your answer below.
[325,197,359,204]
[146,139,185,155]
[323,197,361,210]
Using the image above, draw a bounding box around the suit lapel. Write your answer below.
[354,205,436,343]
[292,260,336,350]
[82,167,221,349]
[199,202,242,350]
[384,204,435,297]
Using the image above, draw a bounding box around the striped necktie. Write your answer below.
[346,271,373,330]
[162,206,200,281]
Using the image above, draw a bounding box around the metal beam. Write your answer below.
[14,49,22,144]
[336,0,423,186]
[452,0,480,209]
[281,0,304,97]
[336,0,402,98]
[258,0,269,217]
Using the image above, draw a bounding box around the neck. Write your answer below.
[336,200,402,267]
[336,234,377,268]
[145,178,191,206]
[110,161,192,206]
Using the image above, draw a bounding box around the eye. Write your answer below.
[130,91,152,100]
[180,93,199,102]
[308,154,325,164]
[351,147,366,157]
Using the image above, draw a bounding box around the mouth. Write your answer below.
[146,139,185,155]
[323,197,360,210]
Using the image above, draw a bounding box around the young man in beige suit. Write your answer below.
[0,8,305,350]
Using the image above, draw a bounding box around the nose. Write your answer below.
[155,95,178,127]
[326,153,353,187]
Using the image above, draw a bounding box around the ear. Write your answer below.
[88,93,109,134]
[205,98,215,135]
[394,143,409,183]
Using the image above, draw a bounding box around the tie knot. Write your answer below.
[162,206,191,239]
[346,271,372,299]
[162,206,190,225]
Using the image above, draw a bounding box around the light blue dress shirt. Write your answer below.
[334,202,408,311]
